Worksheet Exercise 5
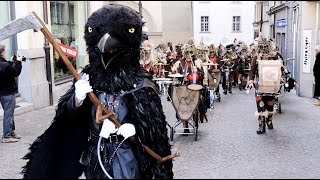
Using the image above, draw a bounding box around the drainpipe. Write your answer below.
[43,1,53,106]
[9,1,19,96]
[315,2,319,45]
[191,1,194,38]
[139,1,142,20]
[9,2,17,54]
[260,2,263,32]
[285,3,288,60]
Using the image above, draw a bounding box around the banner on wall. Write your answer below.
[302,30,312,73]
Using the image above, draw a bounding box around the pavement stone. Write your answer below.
[0,87,320,178]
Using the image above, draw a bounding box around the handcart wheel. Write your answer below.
[193,112,199,128]
[278,102,282,114]
[195,118,199,129]
[194,127,198,141]
[170,127,174,141]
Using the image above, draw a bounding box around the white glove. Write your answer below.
[116,123,136,140]
[99,118,117,139]
[75,73,93,101]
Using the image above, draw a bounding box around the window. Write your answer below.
[51,2,66,25]
[232,16,241,32]
[51,1,77,81]
[200,16,209,32]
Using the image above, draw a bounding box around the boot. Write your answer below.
[228,83,232,93]
[256,118,266,134]
[223,89,227,95]
[266,115,273,129]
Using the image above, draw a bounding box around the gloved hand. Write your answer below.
[75,73,93,101]
[99,118,117,139]
[116,123,136,140]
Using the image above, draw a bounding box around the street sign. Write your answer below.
[276,19,286,27]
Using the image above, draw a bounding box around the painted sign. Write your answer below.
[302,30,312,73]
[276,19,286,27]
[58,43,78,59]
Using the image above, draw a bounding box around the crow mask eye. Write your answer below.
[88,27,92,33]
[128,27,135,33]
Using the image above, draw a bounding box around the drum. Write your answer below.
[257,60,282,94]
[208,69,221,90]
[171,85,200,121]
[187,73,203,90]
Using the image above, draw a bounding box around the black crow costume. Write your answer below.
[22,4,173,179]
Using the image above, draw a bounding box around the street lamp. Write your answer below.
[252,21,259,27]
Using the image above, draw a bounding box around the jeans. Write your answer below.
[0,94,16,138]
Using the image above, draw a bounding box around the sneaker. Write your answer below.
[11,134,22,139]
[2,137,19,143]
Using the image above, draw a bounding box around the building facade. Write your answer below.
[254,1,320,98]
[0,1,193,112]
[253,1,270,39]
[193,1,255,46]
[295,1,320,98]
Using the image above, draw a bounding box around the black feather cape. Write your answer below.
[21,50,174,179]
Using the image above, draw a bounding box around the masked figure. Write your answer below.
[247,34,287,134]
[22,4,174,179]
[220,44,238,94]
[140,40,159,76]
[235,42,250,90]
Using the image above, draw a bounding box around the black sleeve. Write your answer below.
[7,61,22,77]
[314,53,320,78]
[65,93,89,118]
[249,56,257,81]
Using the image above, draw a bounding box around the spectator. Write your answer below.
[314,45,320,106]
[0,44,23,143]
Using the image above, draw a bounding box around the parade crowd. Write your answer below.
[140,33,297,135]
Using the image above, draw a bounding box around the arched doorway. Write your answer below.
[111,1,156,33]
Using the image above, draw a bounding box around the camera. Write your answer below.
[12,55,26,62]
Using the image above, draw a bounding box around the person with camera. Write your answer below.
[0,44,23,143]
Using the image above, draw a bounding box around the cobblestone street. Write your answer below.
[1,88,320,178]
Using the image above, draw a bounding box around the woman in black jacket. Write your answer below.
[314,45,320,106]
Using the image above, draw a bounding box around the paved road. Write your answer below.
[1,88,320,178]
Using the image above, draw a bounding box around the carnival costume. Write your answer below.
[247,35,285,134]
[22,4,173,179]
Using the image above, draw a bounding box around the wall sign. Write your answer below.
[302,30,312,73]
[276,19,286,27]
